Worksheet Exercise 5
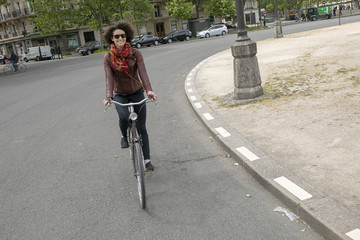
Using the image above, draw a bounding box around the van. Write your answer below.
[23,46,52,62]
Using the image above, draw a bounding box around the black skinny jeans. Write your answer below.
[114,89,150,160]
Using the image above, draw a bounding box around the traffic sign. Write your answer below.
[262,10,267,15]
[322,0,326,4]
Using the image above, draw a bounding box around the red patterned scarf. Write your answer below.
[110,42,133,72]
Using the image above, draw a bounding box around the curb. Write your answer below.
[184,53,360,240]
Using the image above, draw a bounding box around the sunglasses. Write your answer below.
[113,34,126,39]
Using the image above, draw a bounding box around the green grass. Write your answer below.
[94,49,110,54]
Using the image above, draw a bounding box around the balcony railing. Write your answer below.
[1,8,34,21]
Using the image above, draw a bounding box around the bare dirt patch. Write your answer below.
[196,22,360,214]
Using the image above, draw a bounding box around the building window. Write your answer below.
[245,1,253,9]
[16,2,22,14]
[21,22,27,35]
[171,20,177,31]
[154,5,161,17]
[182,20,188,30]
[3,27,8,38]
[12,25,18,36]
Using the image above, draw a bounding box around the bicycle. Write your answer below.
[3,62,26,75]
[105,97,153,209]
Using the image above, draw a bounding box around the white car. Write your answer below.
[196,25,228,38]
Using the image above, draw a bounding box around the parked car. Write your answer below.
[196,25,228,38]
[131,35,159,48]
[225,21,237,28]
[214,22,236,29]
[160,30,192,44]
[77,41,102,55]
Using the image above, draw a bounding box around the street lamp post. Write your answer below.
[231,0,263,100]
[273,0,283,38]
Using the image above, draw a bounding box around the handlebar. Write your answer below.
[110,97,148,107]
[104,97,157,112]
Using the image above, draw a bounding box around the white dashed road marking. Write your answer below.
[215,127,231,137]
[274,176,313,201]
[236,146,259,161]
[195,102,202,109]
[203,113,214,120]
[346,228,360,240]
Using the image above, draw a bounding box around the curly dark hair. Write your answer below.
[103,21,135,46]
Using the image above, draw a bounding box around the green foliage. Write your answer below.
[28,0,77,35]
[166,0,195,21]
[204,0,235,18]
[191,0,211,18]
[75,0,115,31]
[118,0,155,28]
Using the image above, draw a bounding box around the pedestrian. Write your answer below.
[301,12,306,21]
[9,51,18,71]
[102,21,158,171]
[333,6,337,16]
[295,12,299,22]
[56,46,62,59]
[51,47,55,60]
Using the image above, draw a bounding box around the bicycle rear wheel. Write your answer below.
[3,65,13,75]
[17,63,26,72]
[134,142,146,209]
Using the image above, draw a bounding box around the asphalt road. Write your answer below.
[1,16,358,239]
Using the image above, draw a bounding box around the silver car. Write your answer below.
[196,25,228,38]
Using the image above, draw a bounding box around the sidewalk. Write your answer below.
[186,22,360,240]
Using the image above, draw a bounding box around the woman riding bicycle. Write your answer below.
[102,21,157,171]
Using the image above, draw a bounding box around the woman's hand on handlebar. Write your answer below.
[147,91,158,101]
[103,98,112,106]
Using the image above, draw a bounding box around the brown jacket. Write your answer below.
[104,49,153,98]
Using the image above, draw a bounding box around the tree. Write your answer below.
[204,0,236,18]
[114,0,155,33]
[166,0,194,22]
[75,0,115,32]
[28,0,77,35]
[191,0,211,18]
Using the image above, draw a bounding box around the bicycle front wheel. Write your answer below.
[3,65,13,75]
[134,142,146,209]
[17,63,26,72]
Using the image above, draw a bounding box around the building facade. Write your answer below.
[0,0,260,57]
[0,0,102,57]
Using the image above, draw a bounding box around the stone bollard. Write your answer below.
[231,40,263,100]
[273,20,283,38]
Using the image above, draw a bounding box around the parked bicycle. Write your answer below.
[105,97,155,209]
[3,62,26,75]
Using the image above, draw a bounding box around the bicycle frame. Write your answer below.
[106,97,150,209]
[110,97,148,145]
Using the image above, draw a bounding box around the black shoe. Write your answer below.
[145,162,155,171]
[121,137,129,148]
